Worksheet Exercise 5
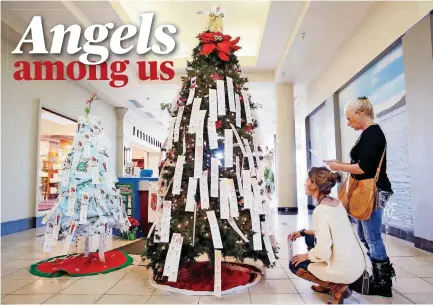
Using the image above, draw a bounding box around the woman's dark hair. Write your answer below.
[308,166,342,195]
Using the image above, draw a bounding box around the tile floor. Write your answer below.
[2,213,433,304]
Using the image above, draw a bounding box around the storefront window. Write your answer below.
[38,109,77,214]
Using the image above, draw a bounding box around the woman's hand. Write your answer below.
[288,231,302,241]
[291,254,309,267]
[325,160,340,171]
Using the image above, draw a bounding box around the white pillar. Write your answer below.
[115,107,128,177]
[275,83,297,210]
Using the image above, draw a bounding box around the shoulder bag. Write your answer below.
[338,146,386,221]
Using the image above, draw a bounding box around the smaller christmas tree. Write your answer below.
[41,93,130,260]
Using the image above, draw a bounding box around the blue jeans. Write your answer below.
[289,235,315,274]
[356,207,388,261]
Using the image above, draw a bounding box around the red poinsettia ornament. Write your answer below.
[197,32,241,61]
[216,120,223,129]
[212,73,224,81]
[245,124,254,133]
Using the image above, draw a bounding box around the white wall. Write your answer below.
[402,13,433,242]
[295,1,433,210]
[1,39,117,223]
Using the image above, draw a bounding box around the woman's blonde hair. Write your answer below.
[345,96,375,120]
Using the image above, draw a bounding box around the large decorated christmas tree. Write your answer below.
[142,5,277,294]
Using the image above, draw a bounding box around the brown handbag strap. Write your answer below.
[374,145,386,182]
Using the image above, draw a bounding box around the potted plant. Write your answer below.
[122,216,139,240]
[264,167,275,194]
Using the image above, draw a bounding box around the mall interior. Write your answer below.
[1,1,433,304]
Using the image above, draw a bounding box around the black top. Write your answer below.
[349,124,393,193]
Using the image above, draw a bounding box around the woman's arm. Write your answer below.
[325,161,365,175]
[308,213,332,263]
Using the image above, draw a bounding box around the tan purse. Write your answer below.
[338,147,386,221]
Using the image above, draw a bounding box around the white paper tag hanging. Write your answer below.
[83,143,91,159]
[160,201,172,243]
[226,179,239,218]
[235,94,241,127]
[224,129,233,168]
[262,223,277,264]
[99,225,108,262]
[188,98,202,134]
[226,77,235,112]
[163,233,183,282]
[185,178,198,212]
[209,88,218,122]
[228,218,249,242]
[43,224,54,253]
[172,156,185,195]
[210,158,219,198]
[214,250,222,297]
[241,91,253,123]
[174,106,185,143]
[219,179,230,219]
[230,124,246,155]
[182,133,186,155]
[251,211,262,250]
[66,185,77,216]
[187,88,196,105]
[79,192,89,224]
[242,170,253,209]
[207,120,219,150]
[195,110,207,147]
[166,117,176,150]
[52,213,61,244]
[92,166,100,184]
[235,156,243,197]
[194,146,204,178]
[61,222,77,255]
[200,171,210,209]
[243,138,256,177]
[206,210,223,249]
[216,80,226,116]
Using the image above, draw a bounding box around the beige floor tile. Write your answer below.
[106,278,155,296]
[146,295,200,304]
[1,279,36,295]
[250,293,305,304]
[151,289,178,296]
[400,266,433,277]
[301,292,358,304]
[44,294,103,304]
[96,294,150,304]
[122,266,152,280]
[249,279,297,294]
[1,269,21,278]
[390,256,433,268]
[60,279,117,295]
[393,266,416,278]
[352,291,413,304]
[3,269,47,281]
[393,277,433,294]
[12,278,77,294]
[1,259,39,269]
[79,267,132,281]
[421,277,433,284]
[0,294,54,304]
[199,294,251,304]
[290,278,316,294]
[401,293,433,304]
[262,267,289,279]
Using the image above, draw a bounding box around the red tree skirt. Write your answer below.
[29,250,133,278]
[151,261,262,295]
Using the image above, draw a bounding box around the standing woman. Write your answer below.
[326,97,395,297]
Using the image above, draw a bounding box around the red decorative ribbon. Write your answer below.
[197,32,241,61]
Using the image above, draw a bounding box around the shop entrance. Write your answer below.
[37,108,77,215]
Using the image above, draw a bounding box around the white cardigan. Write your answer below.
[307,202,365,284]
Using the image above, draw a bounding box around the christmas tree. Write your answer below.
[41,93,130,260]
[142,6,278,286]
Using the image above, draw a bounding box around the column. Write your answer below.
[402,12,433,251]
[115,107,128,177]
[275,83,297,210]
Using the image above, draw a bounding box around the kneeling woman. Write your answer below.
[288,167,365,304]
